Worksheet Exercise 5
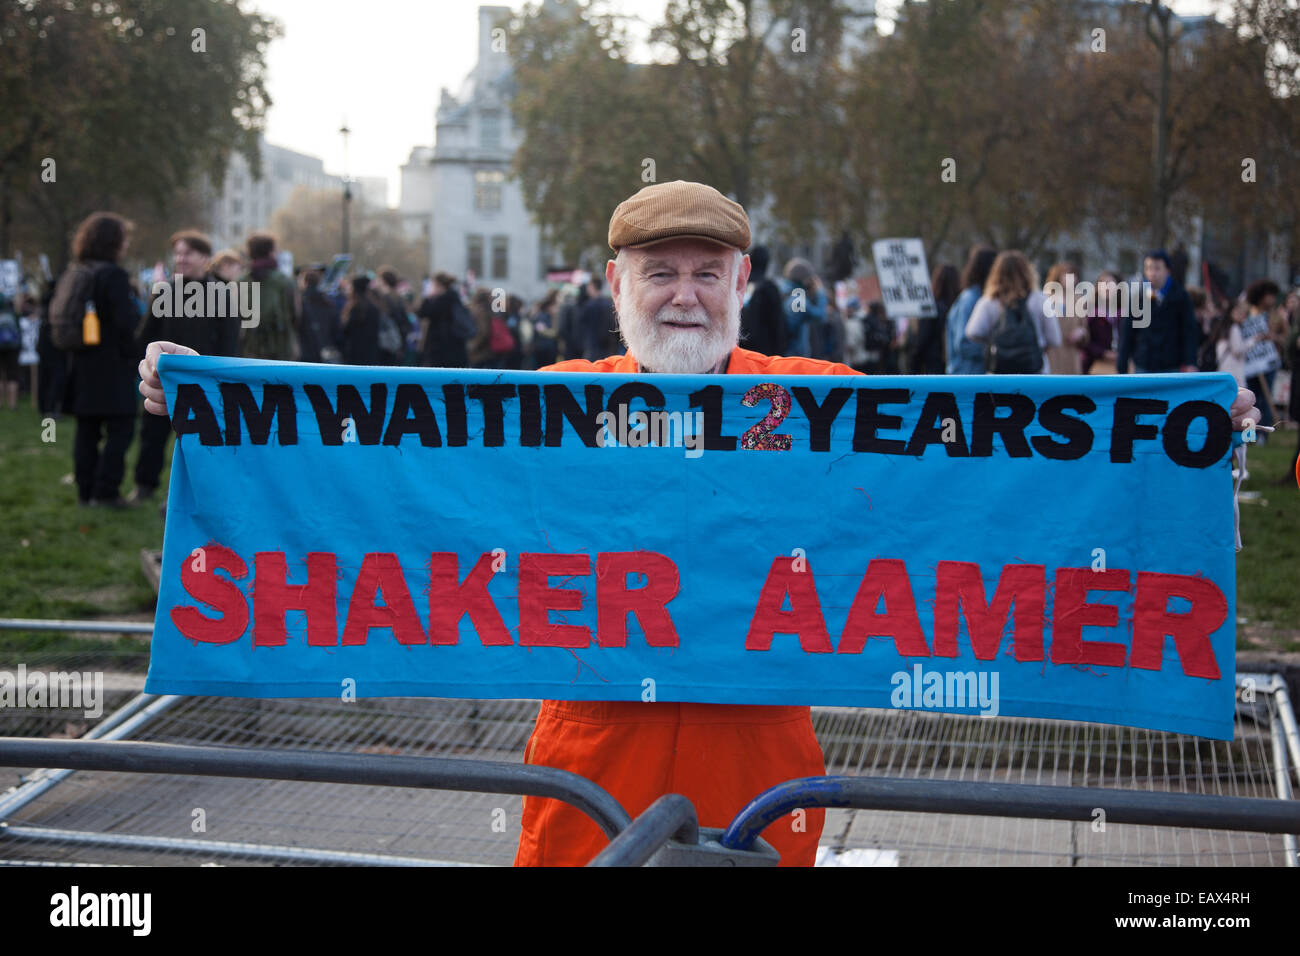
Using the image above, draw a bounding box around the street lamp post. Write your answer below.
[340,119,352,255]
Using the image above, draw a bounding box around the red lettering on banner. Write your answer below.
[932,561,1045,661]
[838,559,930,656]
[172,543,249,644]
[596,551,681,648]
[745,557,833,652]
[518,553,592,647]
[341,553,426,645]
[427,552,513,645]
[1130,572,1225,679]
[1050,568,1128,666]
[252,551,339,646]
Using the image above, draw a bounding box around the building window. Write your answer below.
[491,236,508,280]
[475,169,504,211]
[231,198,242,215]
[480,110,502,148]
[231,222,243,240]
[467,235,484,279]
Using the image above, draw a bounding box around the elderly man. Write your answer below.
[138,181,1262,867]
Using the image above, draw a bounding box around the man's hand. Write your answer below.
[1230,386,1260,432]
[139,340,199,417]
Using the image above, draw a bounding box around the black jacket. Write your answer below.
[741,277,787,356]
[418,290,470,368]
[341,299,381,366]
[298,289,342,363]
[136,272,242,359]
[62,263,140,417]
[1118,281,1199,373]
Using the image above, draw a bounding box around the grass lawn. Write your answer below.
[1,402,1297,658]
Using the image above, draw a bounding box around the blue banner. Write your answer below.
[145,355,1240,739]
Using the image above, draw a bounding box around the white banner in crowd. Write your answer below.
[871,238,937,320]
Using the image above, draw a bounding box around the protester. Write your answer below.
[1215,297,1254,387]
[55,212,140,507]
[578,276,617,361]
[296,268,342,363]
[528,289,560,369]
[211,249,243,282]
[0,292,20,410]
[240,232,297,360]
[739,244,787,356]
[1117,250,1199,374]
[1044,261,1084,374]
[132,229,240,504]
[910,264,956,375]
[139,180,1263,869]
[780,258,827,358]
[416,271,473,368]
[965,251,1061,374]
[946,245,997,374]
[1240,279,1283,435]
[376,266,414,366]
[339,275,381,366]
[1081,270,1121,374]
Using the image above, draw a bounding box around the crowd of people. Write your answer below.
[5,208,1296,509]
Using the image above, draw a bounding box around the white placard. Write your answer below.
[871,238,936,319]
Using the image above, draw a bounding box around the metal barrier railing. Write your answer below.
[0,618,154,636]
[0,738,630,841]
[717,776,1300,855]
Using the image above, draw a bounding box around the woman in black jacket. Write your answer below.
[340,275,381,366]
[61,212,141,508]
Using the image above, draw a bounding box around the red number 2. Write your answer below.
[740,383,793,450]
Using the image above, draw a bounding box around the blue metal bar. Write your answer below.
[587,794,698,867]
[721,775,1300,852]
[0,738,631,839]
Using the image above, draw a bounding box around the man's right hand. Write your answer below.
[139,340,199,416]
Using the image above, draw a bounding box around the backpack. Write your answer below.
[48,262,107,351]
[0,300,18,350]
[489,315,516,354]
[450,298,476,340]
[377,307,403,360]
[985,297,1041,374]
[862,312,893,351]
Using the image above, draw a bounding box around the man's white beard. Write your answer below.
[618,297,740,374]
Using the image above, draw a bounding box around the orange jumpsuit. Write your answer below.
[513,346,862,866]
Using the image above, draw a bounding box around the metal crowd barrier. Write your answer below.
[2,736,1297,867]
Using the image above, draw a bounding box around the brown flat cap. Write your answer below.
[608,180,751,252]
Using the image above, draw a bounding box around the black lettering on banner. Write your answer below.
[173,383,223,445]
[852,388,910,454]
[518,384,543,447]
[466,384,516,447]
[905,391,968,457]
[688,384,738,451]
[443,384,468,447]
[971,393,1035,457]
[1162,400,1232,468]
[1031,394,1096,460]
[1110,397,1167,463]
[545,384,604,447]
[791,386,852,452]
[304,383,387,445]
[219,383,297,446]
[383,384,442,447]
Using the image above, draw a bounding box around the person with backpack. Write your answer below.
[240,232,297,360]
[416,272,474,368]
[374,267,412,366]
[739,244,787,356]
[964,250,1061,374]
[51,212,141,508]
[946,246,997,374]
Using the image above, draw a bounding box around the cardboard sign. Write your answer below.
[872,239,937,319]
[146,357,1241,738]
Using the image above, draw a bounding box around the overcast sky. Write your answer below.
[254,0,1223,206]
